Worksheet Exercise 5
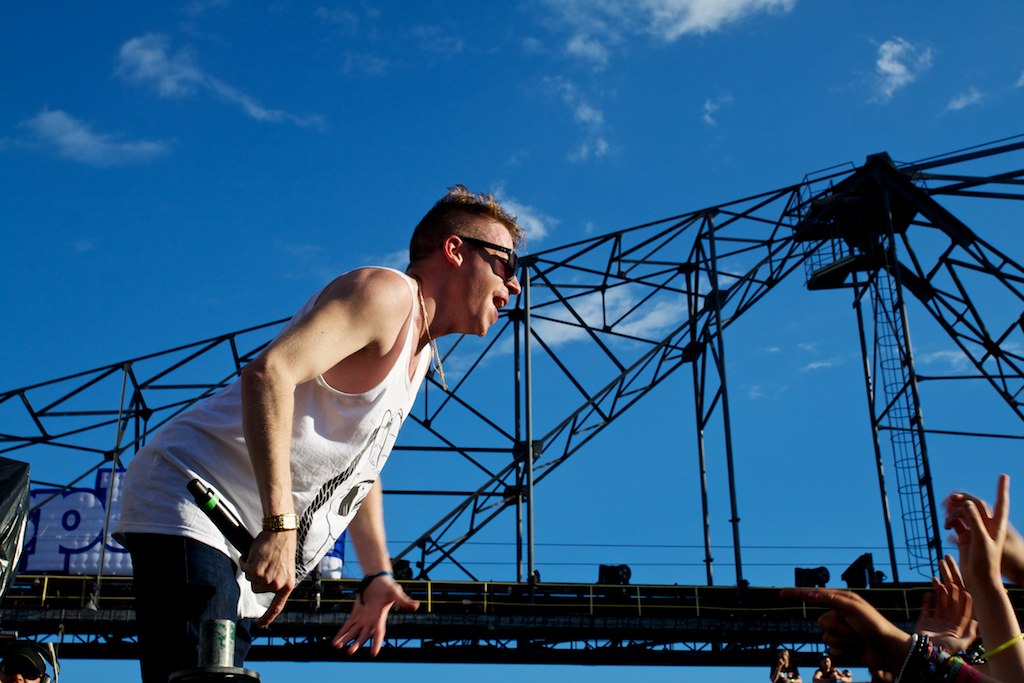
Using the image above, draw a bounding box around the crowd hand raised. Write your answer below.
[945,474,1024,585]
[239,529,298,629]
[781,588,911,674]
[332,573,421,656]
[944,474,1010,590]
[915,554,978,653]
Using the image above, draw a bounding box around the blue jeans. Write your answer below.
[124,533,254,683]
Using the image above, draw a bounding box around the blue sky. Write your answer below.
[3,1,1023,681]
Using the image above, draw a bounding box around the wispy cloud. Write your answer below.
[873,37,933,102]
[945,87,982,112]
[530,287,685,349]
[183,0,230,17]
[799,359,840,372]
[494,187,557,242]
[748,382,788,400]
[377,249,410,271]
[341,52,391,77]
[702,95,733,126]
[566,33,611,68]
[274,240,341,283]
[1017,72,1024,88]
[543,0,795,67]
[642,0,796,40]
[20,109,169,166]
[410,25,464,55]
[544,77,611,162]
[116,33,324,127]
[917,349,970,372]
[315,6,360,33]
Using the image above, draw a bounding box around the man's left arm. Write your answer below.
[331,479,421,655]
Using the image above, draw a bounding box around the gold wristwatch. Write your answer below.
[262,512,298,532]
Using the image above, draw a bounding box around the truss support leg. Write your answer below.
[514,293,525,584]
[691,355,715,586]
[870,181,943,576]
[706,214,745,587]
[853,277,901,583]
[523,263,537,585]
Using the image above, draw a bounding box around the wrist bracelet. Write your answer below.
[262,512,298,531]
[895,633,919,683]
[985,633,1024,660]
[354,571,394,604]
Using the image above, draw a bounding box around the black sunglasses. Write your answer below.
[1,663,41,680]
[457,235,518,282]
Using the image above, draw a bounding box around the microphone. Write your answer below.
[187,479,254,557]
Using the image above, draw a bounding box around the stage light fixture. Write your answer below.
[841,553,882,589]
[392,558,414,581]
[597,563,631,585]
[794,566,830,587]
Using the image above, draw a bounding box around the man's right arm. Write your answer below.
[238,269,415,627]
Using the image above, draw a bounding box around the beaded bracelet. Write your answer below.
[900,637,983,683]
[354,571,394,604]
[896,633,920,683]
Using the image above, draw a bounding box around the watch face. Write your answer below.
[263,513,298,531]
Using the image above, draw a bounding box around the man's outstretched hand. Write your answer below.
[332,574,421,656]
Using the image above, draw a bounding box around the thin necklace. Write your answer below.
[416,280,448,391]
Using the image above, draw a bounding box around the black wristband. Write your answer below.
[354,571,394,604]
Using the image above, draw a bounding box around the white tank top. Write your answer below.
[114,268,430,617]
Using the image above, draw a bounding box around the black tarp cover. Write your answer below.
[0,457,29,602]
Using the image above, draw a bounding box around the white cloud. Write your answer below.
[566,33,610,68]
[796,341,819,352]
[917,349,970,371]
[315,6,359,32]
[702,99,719,126]
[274,240,343,282]
[116,34,204,98]
[522,36,545,54]
[529,287,682,348]
[800,359,837,372]
[410,25,464,55]
[545,77,612,163]
[748,382,788,400]
[548,78,610,162]
[575,102,605,126]
[494,187,558,242]
[341,52,391,76]
[543,0,795,66]
[1017,72,1024,88]
[641,0,796,41]
[945,87,982,112]
[568,136,611,162]
[873,37,933,101]
[370,249,410,271]
[615,299,689,338]
[21,109,169,166]
[702,95,733,126]
[116,33,323,127]
[182,0,230,17]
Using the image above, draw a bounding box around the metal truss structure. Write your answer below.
[2,135,1023,663]
[8,574,1020,666]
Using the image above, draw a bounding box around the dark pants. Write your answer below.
[123,533,254,683]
